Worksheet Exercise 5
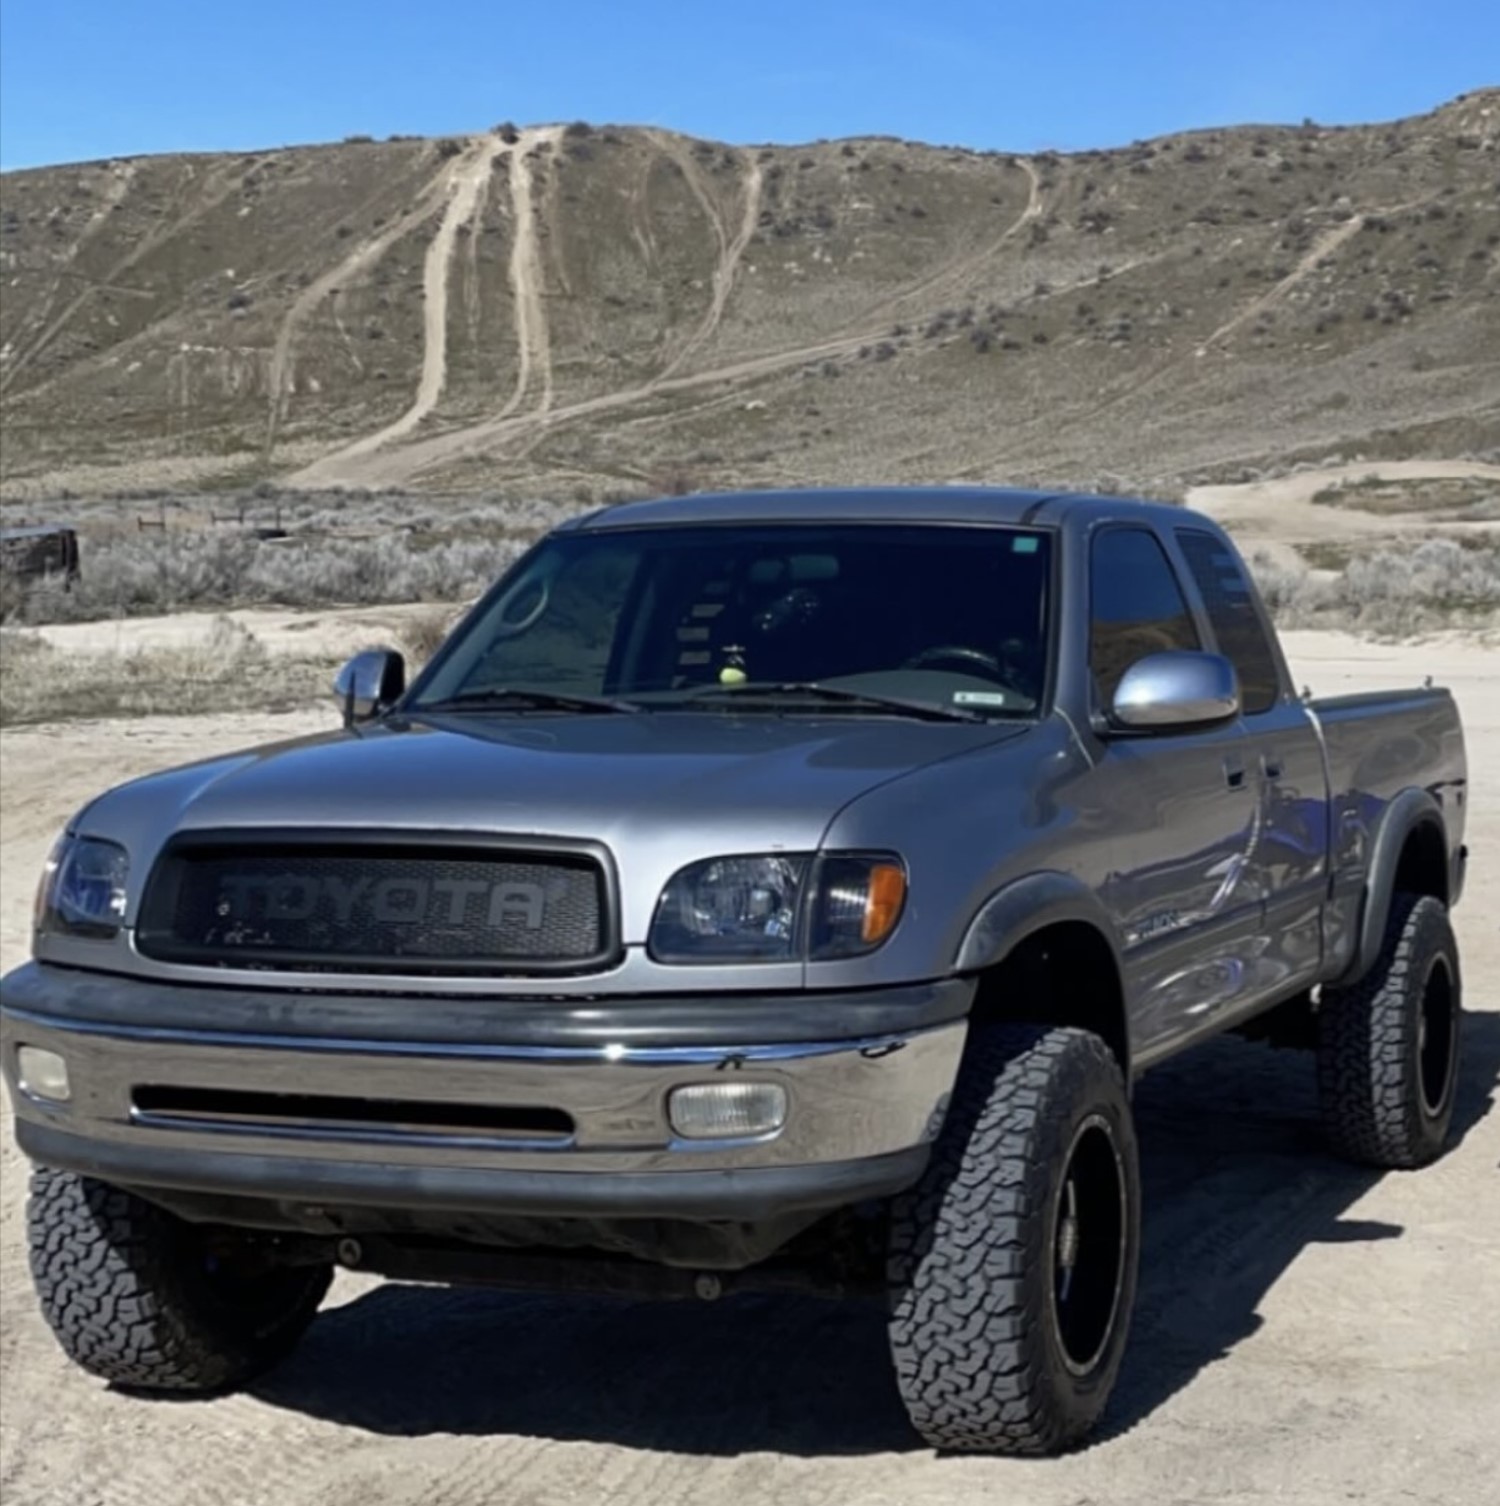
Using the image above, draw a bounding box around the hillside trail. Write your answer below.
[285,135,511,480]
[960,196,1443,482]
[1,161,244,397]
[283,151,1042,488]
[493,126,563,422]
[647,132,763,381]
[263,149,485,458]
[841,155,1042,335]
[1194,213,1373,355]
[502,135,761,468]
[1,163,136,379]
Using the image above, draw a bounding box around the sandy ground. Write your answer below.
[25,603,450,660]
[1186,461,1500,561]
[0,630,1496,1506]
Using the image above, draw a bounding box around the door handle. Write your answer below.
[1223,757,1246,790]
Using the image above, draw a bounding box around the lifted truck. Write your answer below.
[1,487,1468,1453]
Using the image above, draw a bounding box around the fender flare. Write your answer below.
[1334,787,1449,988]
[955,870,1126,975]
[953,871,1130,1076]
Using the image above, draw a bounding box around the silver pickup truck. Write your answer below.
[1,488,1468,1454]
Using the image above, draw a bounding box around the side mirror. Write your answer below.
[1110,650,1239,732]
[333,648,406,727]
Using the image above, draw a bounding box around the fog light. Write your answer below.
[668,1082,787,1140]
[16,1046,70,1103]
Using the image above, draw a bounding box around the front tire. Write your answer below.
[887,1026,1140,1454]
[1317,892,1462,1169]
[27,1168,331,1392]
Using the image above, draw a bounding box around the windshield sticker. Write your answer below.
[953,691,1009,706]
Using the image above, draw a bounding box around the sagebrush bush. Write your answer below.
[1248,539,1500,634]
[9,533,527,625]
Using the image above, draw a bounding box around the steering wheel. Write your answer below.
[903,644,1006,678]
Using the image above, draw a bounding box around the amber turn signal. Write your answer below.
[863,862,907,944]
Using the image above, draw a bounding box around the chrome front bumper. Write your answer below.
[1,964,968,1221]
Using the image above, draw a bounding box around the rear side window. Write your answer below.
[1175,529,1280,715]
[1089,528,1200,705]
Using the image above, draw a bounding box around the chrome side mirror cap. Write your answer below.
[1111,650,1239,732]
[333,648,406,727]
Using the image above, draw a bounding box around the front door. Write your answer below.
[1174,526,1329,992]
[1086,526,1263,1065]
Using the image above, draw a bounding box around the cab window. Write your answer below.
[1089,528,1201,706]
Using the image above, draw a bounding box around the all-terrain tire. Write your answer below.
[27,1167,331,1392]
[1317,892,1462,1169]
[887,1026,1140,1455]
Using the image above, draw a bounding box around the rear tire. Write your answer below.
[1317,892,1462,1169]
[27,1167,330,1392]
[887,1026,1140,1454]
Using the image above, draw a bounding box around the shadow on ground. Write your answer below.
[251,1012,1498,1455]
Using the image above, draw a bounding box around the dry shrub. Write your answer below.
[1249,539,1500,635]
[397,605,463,665]
[9,534,527,626]
[0,618,329,726]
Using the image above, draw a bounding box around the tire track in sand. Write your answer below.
[288,136,509,478]
[839,155,1042,334]
[1,162,240,396]
[648,132,763,381]
[262,166,461,457]
[493,126,563,422]
[1194,212,1371,355]
[284,148,1036,488]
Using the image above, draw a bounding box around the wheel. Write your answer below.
[887,1026,1140,1454]
[1317,892,1462,1169]
[27,1168,331,1392]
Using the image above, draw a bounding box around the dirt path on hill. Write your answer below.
[279,154,1049,490]
[263,163,460,455]
[649,133,764,380]
[282,136,509,476]
[493,126,562,422]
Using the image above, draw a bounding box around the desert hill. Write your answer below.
[1,90,1497,500]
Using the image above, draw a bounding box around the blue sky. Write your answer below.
[1,1,1494,170]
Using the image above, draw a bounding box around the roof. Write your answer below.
[0,523,77,541]
[567,486,1189,532]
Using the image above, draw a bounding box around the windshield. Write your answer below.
[408,522,1053,718]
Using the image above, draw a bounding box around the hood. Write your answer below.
[77,711,1028,936]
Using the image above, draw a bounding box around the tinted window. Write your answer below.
[1175,529,1280,714]
[413,524,1054,718]
[1090,528,1200,704]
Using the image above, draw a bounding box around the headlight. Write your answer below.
[649,852,906,964]
[35,836,130,939]
[649,855,806,962]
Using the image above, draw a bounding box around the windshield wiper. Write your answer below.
[416,687,641,715]
[669,682,988,723]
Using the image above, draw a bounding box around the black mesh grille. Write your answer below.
[138,839,610,973]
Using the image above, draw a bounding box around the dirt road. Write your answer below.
[1,631,1496,1506]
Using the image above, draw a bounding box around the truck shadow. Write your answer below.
[252,1013,1498,1456]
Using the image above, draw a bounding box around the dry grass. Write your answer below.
[0,618,333,726]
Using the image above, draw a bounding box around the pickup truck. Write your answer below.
[1,487,1469,1454]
